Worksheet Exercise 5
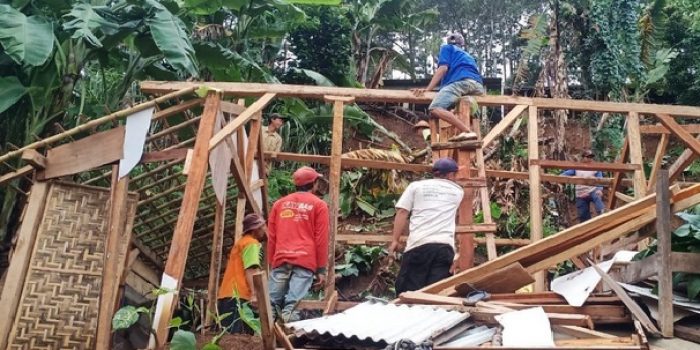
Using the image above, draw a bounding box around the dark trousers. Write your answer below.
[395,243,454,295]
[217,298,257,335]
[576,191,605,222]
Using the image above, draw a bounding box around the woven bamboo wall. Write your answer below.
[7,182,136,350]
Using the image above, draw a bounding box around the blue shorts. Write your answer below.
[429,79,485,110]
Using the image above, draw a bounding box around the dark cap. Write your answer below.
[447,32,465,46]
[433,157,459,174]
[242,213,265,233]
[583,150,594,158]
[269,113,288,120]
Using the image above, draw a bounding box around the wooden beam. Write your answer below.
[252,272,275,350]
[228,141,261,214]
[209,93,276,151]
[528,105,545,292]
[532,159,641,172]
[455,98,475,271]
[607,138,629,209]
[656,170,673,338]
[0,165,33,186]
[220,100,247,116]
[154,91,221,346]
[669,135,700,181]
[244,114,262,182]
[628,112,647,198]
[0,182,50,349]
[97,173,130,350]
[140,81,700,117]
[430,140,482,151]
[325,98,344,296]
[21,149,46,169]
[640,124,700,134]
[39,126,125,180]
[336,234,530,246]
[482,105,528,148]
[323,290,338,315]
[152,98,203,121]
[592,263,661,336]
[141,149,188,163]
[656,113,700,156]
[615,192,635,203]
[206,201,226,327]
[473,119,496,260]
[647,133,669,192]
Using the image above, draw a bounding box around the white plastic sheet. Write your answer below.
[119,107,154,178]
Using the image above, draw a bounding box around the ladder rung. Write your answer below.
[456,178,487,187]
[431,140,482,151]
[456,223,497,233]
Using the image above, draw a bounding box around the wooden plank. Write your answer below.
[607,138,629,209]
[252,271,275,350]
[323,291,338,315]
[613,254,660,284]
[140,148,188,163]
[669,135,700,182]
[528,105,545,292]
[628,112,647,198]
[615,192,635,203]
[97,174,130,350]
[324,95,355,103]
[656,113,700,156]
[154,91,221,346]
[473,119,496,260]
[430,140,482,151]
[152,98,202,121]
[227,139,261,214]
[456,223,497,233]
[336,234,530,246]
[274,324,294,350]
[220,100,246,116]
[39,126,125,180]
[482,105,528,148]
[552,325,620,339]
[532,159,641,172]
[490,302,631,324]
[640,124,700,134]
[140,81,700,117]
[419,184,700,296]
[0,165,34,186]
[674,323,700,344]
[455,178,487,188]
[206,201,226,327]
[234,197,246,242]
[209,93,276,151]
[647,133,669,192]
[326,99,344,296]
[0,182,50,350]
[456,263,534,294]
[592,263,661,335]
[21,149,46,169]
[488,292,621,305]
[245,113,262,182]
[455,99,474,271]
[656,170,673,338]
[671,252,700,273]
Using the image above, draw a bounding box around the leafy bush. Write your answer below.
[335,245,386,277]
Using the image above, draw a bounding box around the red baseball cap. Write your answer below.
[293,166,323,186]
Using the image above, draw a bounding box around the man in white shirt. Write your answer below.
[388,157,465,294]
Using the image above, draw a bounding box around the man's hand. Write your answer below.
[313,273,326,290]
[387,240,400,260]
[250,297,259,310]
[449,260,459,274]
[411,88,427,97]
[595,189,603,197]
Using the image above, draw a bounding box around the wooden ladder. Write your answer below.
[428,97,498,268]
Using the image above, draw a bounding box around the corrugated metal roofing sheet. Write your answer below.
[287,301,469,348]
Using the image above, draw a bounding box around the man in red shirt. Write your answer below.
[267,166,329,322]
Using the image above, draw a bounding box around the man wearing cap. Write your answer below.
[267,166,329,322]
[561,150,605,222]
[218,213,267,334]
[263,113,287,153]
[412,32,485,142]
[388,157,465,294]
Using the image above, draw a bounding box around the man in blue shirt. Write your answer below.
[412,32,485,142]
[561,150,606,222]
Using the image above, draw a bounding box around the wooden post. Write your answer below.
[234,197,246,242]
[0,182,50,350]
[473,119,497,260]
[656,170,673,338]
[527,105,545,292]
[324,95,353,298]
[627,112,647,198]
[153,91,221,347]
[206,200,226,327]
[97,171,130,350]
[647,134,669,192]
[455,99,475,270]
[252,271,275,350]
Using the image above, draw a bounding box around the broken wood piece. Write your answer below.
[182,149,194,175]
[0,165,33,185]
[591,263,661,336]
[324,291,338,315]
[21,149,46,169]
[274,323,294,350]
[39,126,125,180]
[456,263,534,294]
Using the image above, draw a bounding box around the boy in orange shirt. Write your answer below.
[217,213,266,334]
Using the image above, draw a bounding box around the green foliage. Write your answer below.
[237,300,261,334]
[0,76,27,114]
[170,330,197,350]
[339,169,405,219]
[62,3,120,48]
[145,0,199,76]
[112,305,149,331]
[0,4,54,66]
[287,5,354,85]
[335,245,386,277]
